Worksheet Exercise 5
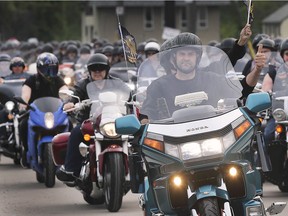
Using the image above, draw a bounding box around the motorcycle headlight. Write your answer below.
[166,133,236,161]
[100,122,118,138]
[273,108,286,121]
[44,112,54,129]
[5,101,15,111]
[64,77,72,85]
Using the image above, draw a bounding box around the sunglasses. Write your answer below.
[88,65,108,72]
[11,62,25,67]
[284,51,288,56]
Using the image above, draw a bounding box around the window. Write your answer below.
[180,7,187,29]
[144,7,154,30]
[197,7,208,29]
[85,6,93,16]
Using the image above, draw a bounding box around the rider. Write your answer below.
[56,53,131,182]
[0,57,30,83]
[19,52,69,167]
[0,57,31,140]
[139,32,266,124]
[262,38,288,151]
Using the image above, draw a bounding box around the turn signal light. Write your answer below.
[234,120,251,139]
[143,138,164,152]
[83,134,91,141]
[275,125,284,133]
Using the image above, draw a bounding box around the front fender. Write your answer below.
[37,135,53,155]
[98,145,128,175]
[192,185,229,202]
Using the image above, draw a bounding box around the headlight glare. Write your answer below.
[180,142,201,160]
[202,138,222,156]
[223,131,236,150]
[44,112,54,129]
[5,101,15,111]
[100,122,118,138]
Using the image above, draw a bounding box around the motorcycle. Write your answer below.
[114,45,286,216]
[263,62,288,192]
[52,79,131,212]
[15,96,70,188]
[0,79,25,164]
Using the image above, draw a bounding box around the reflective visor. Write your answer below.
[39,65,58,77]
[88,64,108,72]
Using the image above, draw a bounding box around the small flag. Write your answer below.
[118,25,137,64]
[243,0,254,24]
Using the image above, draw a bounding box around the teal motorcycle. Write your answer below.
[115,45,286,216]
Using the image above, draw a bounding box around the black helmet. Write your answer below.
[66,44,78,54]
[280,39,288,58]
[41,43,54,53]
[252,33,269,50]
[274,37,283,52]
[257,38,276,51]
[36,52,59,78]
[102,44,114,55]
[170,32,203,73]
[79,45,91,54]
[220,38,237,54]
[0,53,11,62]
[9,57,25,70]
[87,53,110,78]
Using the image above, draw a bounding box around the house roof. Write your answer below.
[263,3,288,24]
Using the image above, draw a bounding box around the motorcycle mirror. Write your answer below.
[59,89,80,103]
[13,96,35,111]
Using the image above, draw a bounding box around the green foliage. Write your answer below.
[0,1,82,42]
[220,0,287,40]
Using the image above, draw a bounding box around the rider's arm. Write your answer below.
[261,73,273,93]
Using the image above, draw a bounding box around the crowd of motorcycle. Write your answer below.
[0,32,288,216]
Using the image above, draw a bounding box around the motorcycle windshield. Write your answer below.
[271,62,288,112]
[0,79,25,104]
[86,79,131,121]
[137,45,243,123]
[33,97,63,113]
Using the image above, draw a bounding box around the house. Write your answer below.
[262,3,288,38]
[81,0,230,45]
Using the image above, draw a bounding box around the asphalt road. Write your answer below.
[1,156,288,216]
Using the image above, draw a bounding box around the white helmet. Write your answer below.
[144,41,160,53]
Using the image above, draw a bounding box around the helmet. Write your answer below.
[169,32,202,73]
[87,53,110,78]
[36,52,59,78]
[137,42,147,53]
[252,33,270,50]
[10,57,25,70]
[144,41,160,53]
[41,43,54,53]
[257,38,276,51]
[0,53,11,62]
[280,39,288,58]
[207,40,219,47]
[79,45,91,54]
[274,37,283,52]
[66,44,78,54]
[102,45,114,55]
[220,38,237,54]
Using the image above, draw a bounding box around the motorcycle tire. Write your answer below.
[103,153,125,212]
[83,193,105,205]
[43,143,56,188]
[36,172,44,183]
[197,197,221,216]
